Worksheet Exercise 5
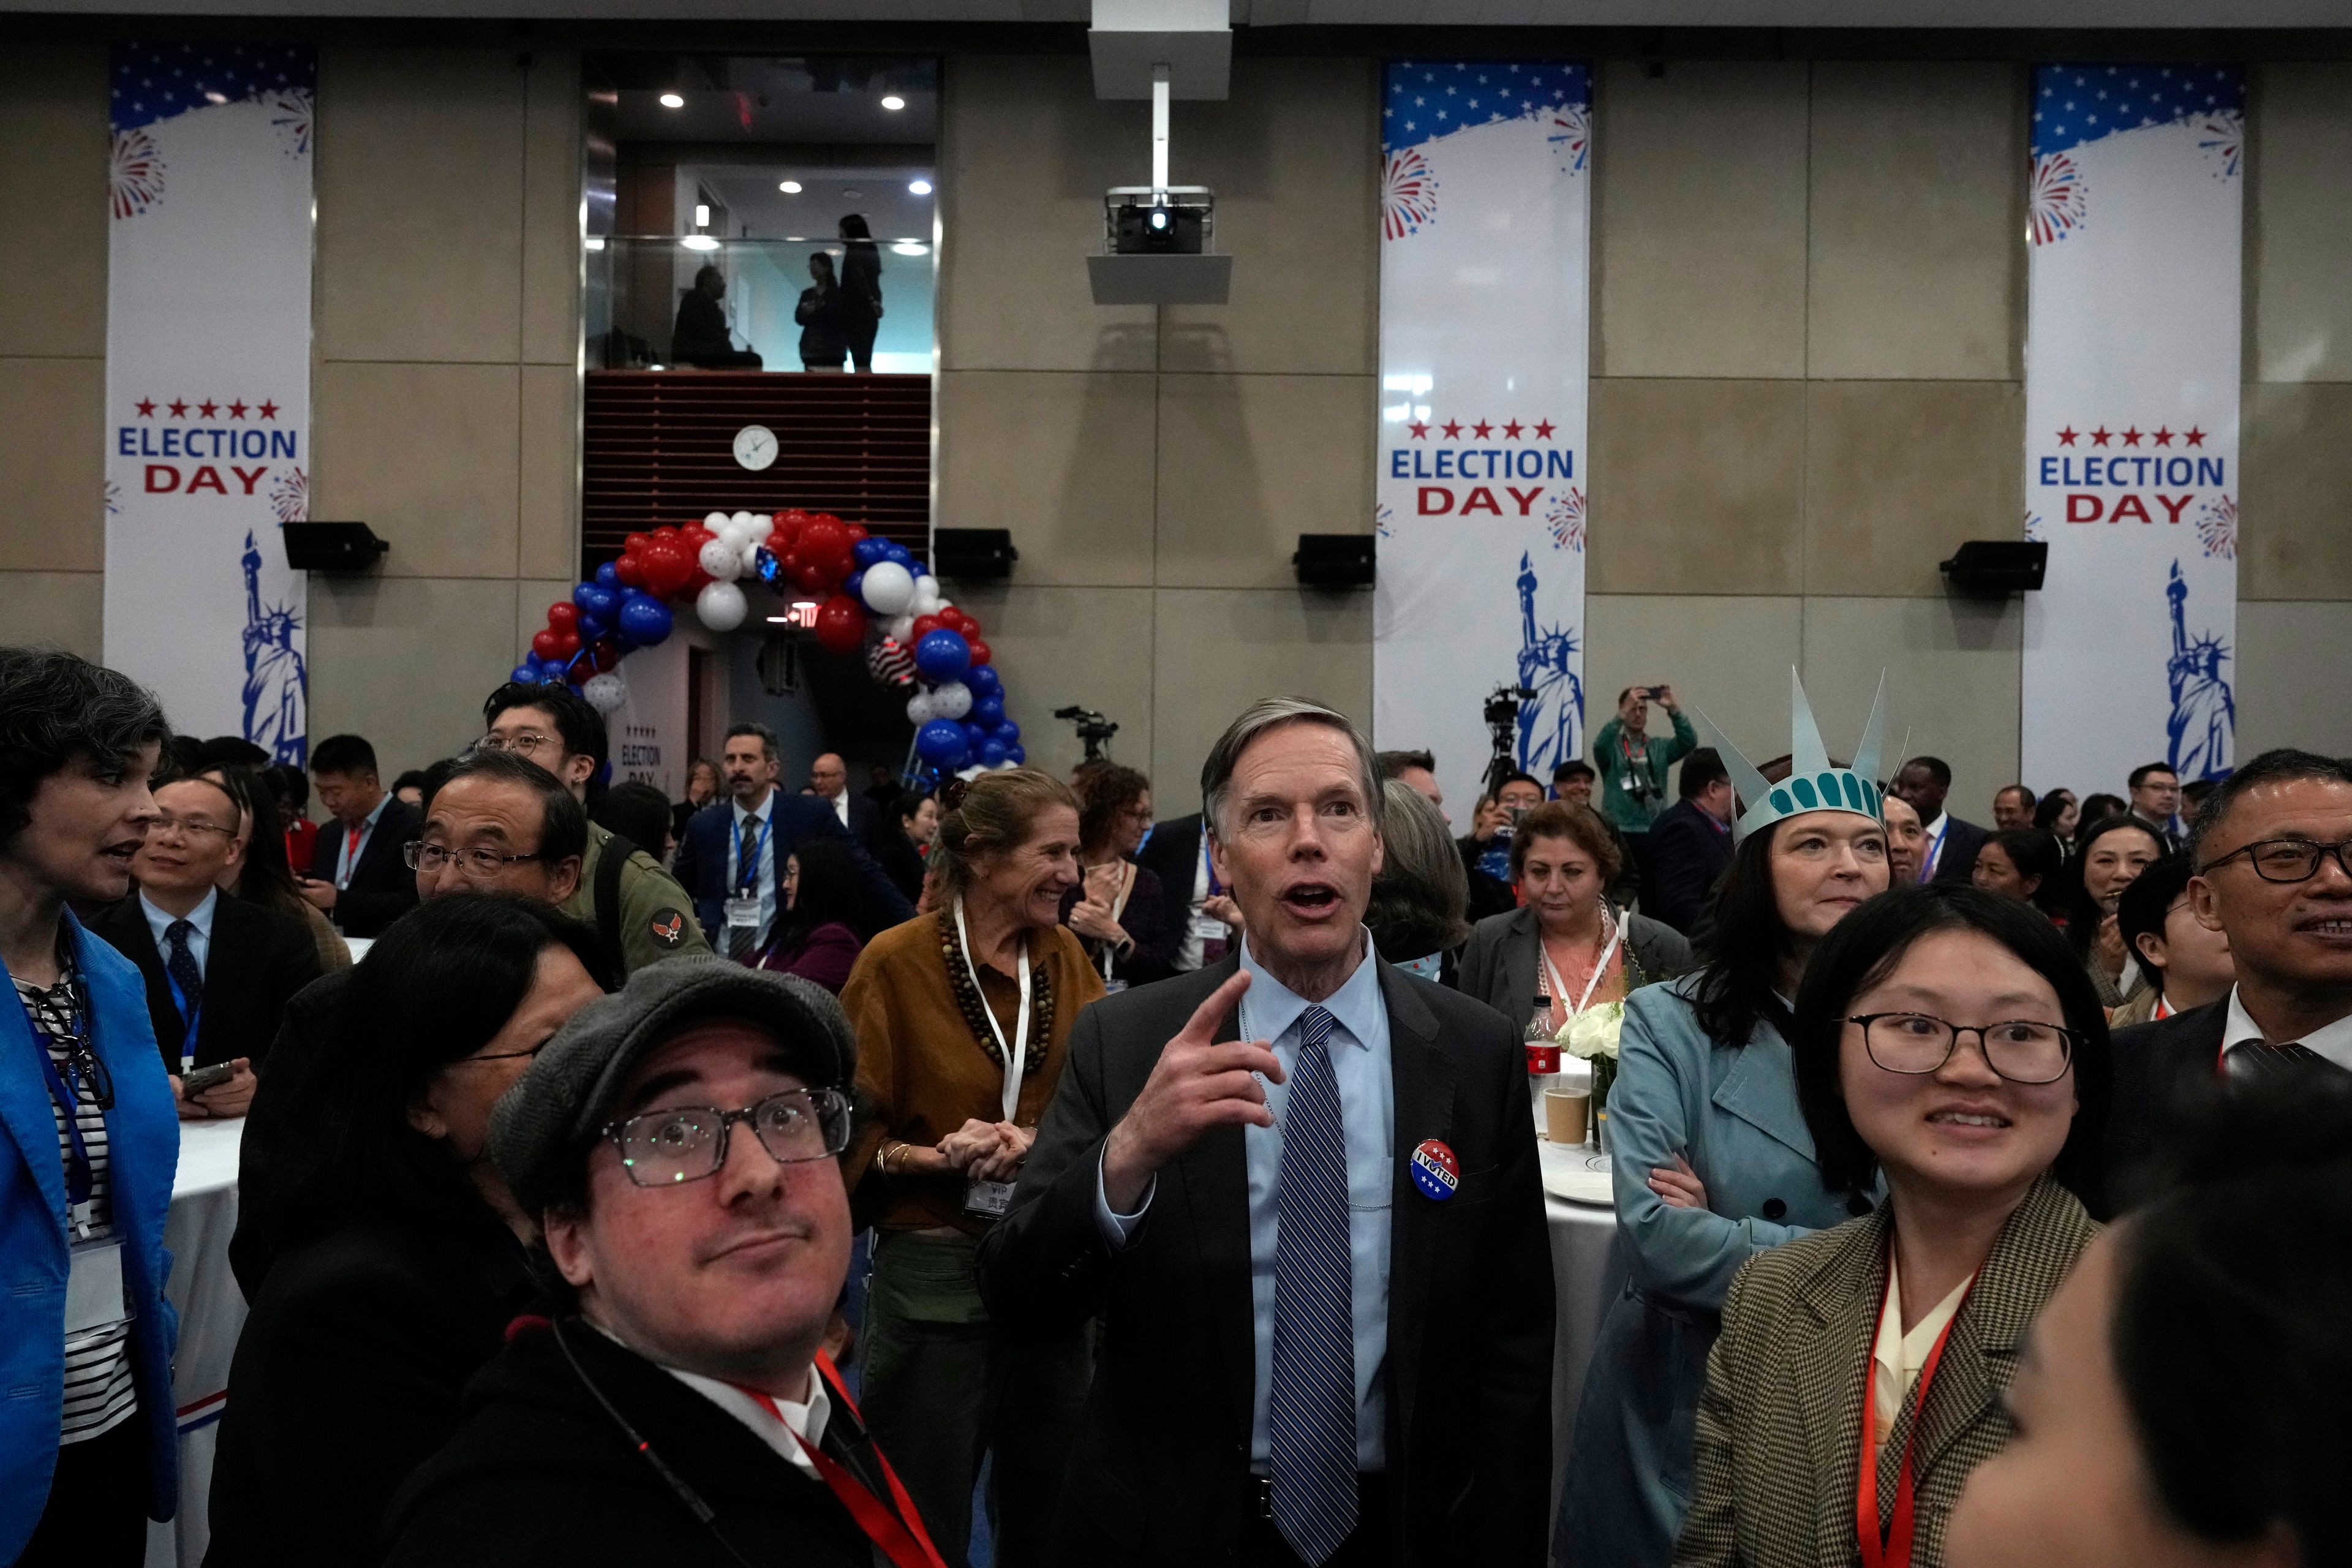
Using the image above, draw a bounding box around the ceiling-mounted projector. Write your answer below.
[1088,0,1231,307]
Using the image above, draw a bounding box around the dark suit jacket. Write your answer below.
[229,970,350,1296]
[1134,813,1206,964]
[306,797,423,937]
[669,791,912,944]
[89,894,322,1075]
[1455,903,1691,1026]
[1645,798,1734,935]
[975,956,1555,1567]
[1929,815,1991,885]
[2094,998,2226,1220]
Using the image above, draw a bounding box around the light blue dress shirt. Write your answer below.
[725,791,778,946]
[1096,933,1396,1470]
[333,794,391,888]
[139,887,218,979]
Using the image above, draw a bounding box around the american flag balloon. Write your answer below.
[2029,152,2086,246]
[1546,487,1587,553]
[867,636,917,689]
[2196,495,2237,560]
[1546,103,1591,175]
[1382,148,1439,241]
[109,129,165,219]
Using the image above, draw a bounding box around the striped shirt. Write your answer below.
[15,960,138,1444]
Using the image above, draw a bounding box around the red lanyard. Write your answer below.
[741,1352,946,1568]
[1855,1253,1973,1568]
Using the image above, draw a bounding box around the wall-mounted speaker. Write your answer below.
[1939,540,2046,597]
[281,521,389,573]
[933,527,1018,581]
[1293,533,1375,589]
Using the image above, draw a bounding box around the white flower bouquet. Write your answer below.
[1558,1001,1624,1121]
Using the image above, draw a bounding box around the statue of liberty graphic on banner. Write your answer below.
[2165,559,2233,781]
[241,531,308,766]
[1513,551,1584,778]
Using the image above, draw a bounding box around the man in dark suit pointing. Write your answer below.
[980,697,1552,1567]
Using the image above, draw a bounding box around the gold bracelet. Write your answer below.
[884,1141,906,1178]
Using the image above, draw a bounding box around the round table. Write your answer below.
[1540,1134,1621,1516]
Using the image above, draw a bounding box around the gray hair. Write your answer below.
[1200,696,1385,842]
[1366,778,1470,962]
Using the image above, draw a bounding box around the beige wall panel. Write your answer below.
[515,578,578,655]
[307,574,519,775]
[2241,381,2352,600]
[517,363,578,581]
[0,571,104,662]
[1807,62,2021,382]
[1583,594,1803,787]
[0,46,107,360]
[1161,58,1378,378]
[312,361,519,578]
[1586,378,1804,595]
[1156,374,1375,588]
[2248,63,2352,385]
[1804,380,2023,597]
[317,48,526,364]
[937,55,1156,373]
[1150,587,1371,801]
[1594,60,1809,380]
[2237,601,2352,760]
[937,371,1156,587]
[0,356,105,572]
[948,584,1156,782]
[521,51,583,368]
[1801,595,2021,816]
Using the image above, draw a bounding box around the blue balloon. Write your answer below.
[617,594,674,647]
[967,664,1001,697]
[916,719,969,767]
[594,561,620,588]
[576,612,609,643]
[853,538,891,568]
[510,663,541,685]
[1006,744,1027,766]
[884,542,915,566]
[576,582,620,621]
[994,720,1021,745]
[913,628,972,684]
[842,569,865,606]
[571,580,600,610]
[970,694,1005,728]
[962,721,990,754]
[978,738,1009,767]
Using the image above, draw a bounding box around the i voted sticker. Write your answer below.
[1409,1138,1460,1201]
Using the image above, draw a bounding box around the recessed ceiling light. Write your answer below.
[880,94,905,111]
[658,91,685,108]
[891,241,928,256]
[681,235,719,251]
[908,179,933,195]
[778,179,802,194]
[842,189,862,201]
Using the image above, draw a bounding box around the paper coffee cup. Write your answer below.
[1545,1088,1591,1145]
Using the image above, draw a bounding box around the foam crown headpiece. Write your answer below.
[1698,670,1888,843]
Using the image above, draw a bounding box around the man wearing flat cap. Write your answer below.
[379,958,948,1568]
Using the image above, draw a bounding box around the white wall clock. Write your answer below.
[733,424,778,471]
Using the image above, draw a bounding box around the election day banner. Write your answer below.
[1373,61,1591,815]
[105,42,315,763]
[2021,64,2243,792]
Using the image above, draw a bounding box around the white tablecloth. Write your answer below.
[145,1117,246,1568]
[1542,1137,1621,1517]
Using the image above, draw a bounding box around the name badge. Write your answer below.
[963,1178,1015,1218]
[65,1239,129,1336]
[1101,978,1130,996]
[723,895,761,930]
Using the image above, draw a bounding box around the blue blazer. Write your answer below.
[670,791,912,943]
[1554,974,1866,1568]
[1,912,181,1558]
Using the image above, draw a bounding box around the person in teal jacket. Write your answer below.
[1593,685,1696,907]
[1,647,180,1567]
[1554,785,1891,1568]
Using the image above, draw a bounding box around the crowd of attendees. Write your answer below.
[4,641,2345,1568]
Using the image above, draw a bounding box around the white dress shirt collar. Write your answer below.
[2222,984,2352,1074]
[733,790,774,827]
[139,885,219,951]
[665,1365,832,1483]
[1237,929,1384,1051]
[826,790,850,827]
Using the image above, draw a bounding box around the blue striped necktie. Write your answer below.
[1270,1002,1357,1564]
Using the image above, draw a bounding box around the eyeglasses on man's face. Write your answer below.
[601,1088,852,1188]
[1845,1012,2077,1085]
[149,813,236,842]
[403,840,549,876]
[2201,837,2352,885]
[475,731,562,758]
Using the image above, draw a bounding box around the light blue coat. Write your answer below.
[1553,974,1866,1568]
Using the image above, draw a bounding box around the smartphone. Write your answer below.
[180,1060,237,1096]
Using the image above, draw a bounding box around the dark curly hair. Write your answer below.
[1074,763,1152,859]
[0,646,170,847]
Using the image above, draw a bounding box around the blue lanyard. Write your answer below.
[24,1016,98,1225]
[734,814,773,896]
[1920,819,1950,883]
[164,965,202,1069]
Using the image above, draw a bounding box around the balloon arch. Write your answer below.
[513,510,1023,784]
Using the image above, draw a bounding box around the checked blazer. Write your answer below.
[1671,1176,2097,1568]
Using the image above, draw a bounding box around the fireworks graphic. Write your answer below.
[2196,494,2237,560]
[2029,152,2086,246]
[2023,510,2045,543]
[269,467,309,524]
[1375,502,1395,540]
[105,480,120,517]
[1545,103,1591,175]
[1545,487,1586,553]
[1382,148,1439,241]
[2195,111,2242,179]
[268,89,313,157]
[110,129,165,219]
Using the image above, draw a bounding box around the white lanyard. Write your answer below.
[952,898,1030,1122]
[1540,906,1624,1021]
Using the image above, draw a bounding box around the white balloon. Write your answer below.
[697,538,742,582]
[703,511,731,530]
[860,560,916,616]
[739,539,765,573]
[911,575,943,613]
[720,515,760,546]
[929,680,973,720]
[905,692,935,724]
[582,672,628,714]
[696,579,747,631]
[732,510,758,530]
[887,614,916,643]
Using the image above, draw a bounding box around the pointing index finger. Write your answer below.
[1181,967,1253,1044]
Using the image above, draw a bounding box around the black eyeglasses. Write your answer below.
[404,841,549,875]
[53,1031,116,1111]
[2199,837,2352,884]
[1845,1012,2078,1086]
[600,1088,852,1188]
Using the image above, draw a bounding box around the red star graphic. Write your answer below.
[1532,420,1556,439]
[257,401,279,420]
[135,398,156,418]
[2121,426,2143,447]
[2183,426,2206,447]
[198,400,219,418]
[227,399,248,419]
[1408,421,1428,440]
[2151,427,2173,447]
[1442,420,1464,440]
[1471,420,1493,439]
[2056,426,2078,446]
[168,399,188,418]
[2090,426,2112,447]
[1502,420,1525,439]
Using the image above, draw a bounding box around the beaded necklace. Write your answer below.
[936,908,1054,1079]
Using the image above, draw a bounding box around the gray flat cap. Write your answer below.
[489,955,859,1215]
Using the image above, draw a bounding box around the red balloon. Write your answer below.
[910,613,944,640]
[552,630,581,659]
[799,516,849,569]
[624,532,651,556]
[639,541,694,598]
[651,524,680,542]
[813,594,866,655]
[531,629,563,661]
[946,609,978,636]
[791,559,833,595]
[965,638,992,668]
[589,638,620,673]
[843,521,869,543]
[547,601,579,631]
[679,523,713,552]
[614,554,646,587]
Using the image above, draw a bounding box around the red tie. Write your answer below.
[344,823,363,884]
